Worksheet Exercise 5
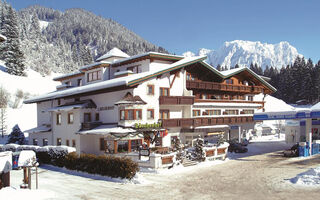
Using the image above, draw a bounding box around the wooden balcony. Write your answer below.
[159,96,195,105]
[81,121,102,130]
[195,99,265,106]
[161,116,254,128]
[186,80,264,94]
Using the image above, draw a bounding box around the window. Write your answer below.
[100,138,105,151]
[72,140,76,147]
[186,73,194,81]
[147,85,154,95]
[206,110,221,115]
[242,109,254,114]
[68,113,74,124]
[135,110,142,120]
[43,138,48,146]
[95,113,100,121]
[66,140,70,146]
[248,96,254,101]
[87,71,102,82]
[147,109,154,120]
[160,87,170,96]
[127,65,141,73]
[77,79,82,86]
[65,81,70,86]
[224,110,239,115]
[128,110,134,120]
[117,140,128,153]
[120,110,125,120]
[226,79,233,84]
[159,110,170,119]
[56,113,61,125]
[57,138,62,146]
[33,139,38,146]
[201,94,208,99]
[193,110,201,117]
[119,109,142,120]
[131,140,142,151]
[58,99,61,105]
[84,113,91,122]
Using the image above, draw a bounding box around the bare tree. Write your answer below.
[0,86,10,137]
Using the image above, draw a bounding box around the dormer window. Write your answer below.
[87,71,102,82]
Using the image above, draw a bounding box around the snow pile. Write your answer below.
[0,151,12,173]
[18,150,36,167]
[184,40,301,70]
[37,145,76,154]
[0,187,55,200]
[291,166,320,186]
[255,94,294,112]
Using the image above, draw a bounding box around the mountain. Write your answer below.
[184,40,302,70]
[3,4,168,75]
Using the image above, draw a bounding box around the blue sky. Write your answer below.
[7,0,320,61]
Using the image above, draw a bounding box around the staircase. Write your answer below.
[182,159,198,167]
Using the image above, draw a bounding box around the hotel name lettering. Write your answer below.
[135,122,162,129]
[99,106,114,111]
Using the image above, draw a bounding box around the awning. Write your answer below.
[207,132,224,135]
[46,99,97,112]
[24,125,51,133]
[77,125,143,140]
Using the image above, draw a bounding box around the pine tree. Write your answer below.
[216,64,221,71]
[2,4,26,76]
[234,64,240,68]
[7,124,25,144]
[0,86,9,138]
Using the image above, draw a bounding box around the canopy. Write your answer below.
[24,125,51,133]
[46,99,97,112]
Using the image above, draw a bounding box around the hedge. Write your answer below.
[2,144,139,180]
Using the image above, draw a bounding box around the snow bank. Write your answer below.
[291,166,320,186]
[37,145,76,154]
[0,151,12,173]
[0,187,55,200]
[254,94,294,112]
[18,150,36,167]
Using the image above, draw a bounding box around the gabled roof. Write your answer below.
[96,47,130,62]
[115,92,146,105]
[220,67,276,92]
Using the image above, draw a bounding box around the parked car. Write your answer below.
[228,142,248,153]
[283,143,299,157]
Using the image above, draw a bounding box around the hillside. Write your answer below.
[2,4,167,75]
[184,40,301,70]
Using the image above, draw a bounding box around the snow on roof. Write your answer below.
[254,94,295,112]
[195,125,229,129]
[79,61,110,71]
[311,102,320,111]
[46,99,96,112]
[53,71,84,81]
[220,67,246,76]
[18,150,37,167]
[0,151,12,173]
[96,47,130,61]
[0,34,6,41]
[24,56,205,104]
[77,124,136,135]
[24,125,51,133]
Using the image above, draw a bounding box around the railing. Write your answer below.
[159,96,195,105]
[195,99,265,106]
[161,116,254,128]
[186,80,264,94]
[81,121,102,130]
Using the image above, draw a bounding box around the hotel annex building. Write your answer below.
[24,48,276,155]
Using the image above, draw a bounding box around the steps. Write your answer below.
[182,159,198,167]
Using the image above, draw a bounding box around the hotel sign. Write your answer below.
[134,122,162,129]
[99,106,114,111]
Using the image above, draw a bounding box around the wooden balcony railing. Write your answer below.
[159,96,195,105]
[161,116,254,128]
[81,121,102,130]
[186,80,264,94]
[195,99,265,106]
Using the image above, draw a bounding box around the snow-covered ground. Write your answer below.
[290,166,320,187]
[0,61,59,138]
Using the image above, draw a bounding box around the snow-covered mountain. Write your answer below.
[183,40,302,70]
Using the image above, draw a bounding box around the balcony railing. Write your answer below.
[186,80,264,94]
[81,121,102,130]
[159,96,195,105]
[194,99,265,106]
[161,116,254,128]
